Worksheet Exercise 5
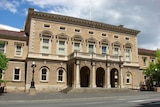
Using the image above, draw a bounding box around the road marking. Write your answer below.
[129,98,160,103]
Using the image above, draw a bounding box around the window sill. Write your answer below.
[40,81,48,83]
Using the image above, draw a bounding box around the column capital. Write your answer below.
[75,60,80,65]
[91,62,96,66]
[106,63,110,67]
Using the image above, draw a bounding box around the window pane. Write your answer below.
[0,42,5,53]
[88,44,94,53]
[42,38,49,53]
[58,70,63,81]
[16,45,22,55]
[125,49,131,61]
[114,47,119,56]
[41,69,47,80]
[102,45,107,54]
[14,68,20,80]
[74,43,80,51]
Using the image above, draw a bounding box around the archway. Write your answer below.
[96,67,105,87]
[110,68,119,88]
[80,66,90,87]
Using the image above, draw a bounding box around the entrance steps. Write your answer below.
[60,87,138,93]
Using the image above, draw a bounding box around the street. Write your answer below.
[0,91,160,107]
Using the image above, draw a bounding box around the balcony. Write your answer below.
[68,51,123,62]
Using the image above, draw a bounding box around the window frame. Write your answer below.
[0,41,6,54]
[126,73,132,84]
[40,67,49,82]
[88,43,95,53]
[113,46,120,56]
[101,45,107,54]
[13,68,21,81]
[15,43,23,56]
[57,68,65,82]
[125,48,132,62]
[57,40,66,55]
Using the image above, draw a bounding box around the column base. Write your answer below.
[74,84,80,88]
[29,88,36,95]
[90,84,96,88]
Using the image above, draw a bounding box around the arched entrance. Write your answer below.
[80,66,90,87]
[96,67,105,87]
[110,68,119,88]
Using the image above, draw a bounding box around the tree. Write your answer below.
[143,49,160,88]
[0,52,8,81]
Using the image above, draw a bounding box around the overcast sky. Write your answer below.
[0,0,159,50]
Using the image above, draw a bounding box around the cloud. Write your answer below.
[0,0,20,13]
[17,0,160,49]
[0,24,20,32]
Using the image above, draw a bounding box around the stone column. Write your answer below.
[105,63,111,88]
[90,62,96,88]
[119,65,124,88]
[75,60,80,88]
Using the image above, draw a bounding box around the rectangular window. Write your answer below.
[88,44,94,53]
[0,42,5,53]
[74,42,80,52]
[15,44,22,56]
[14,68,20,81]
[58,41,65,55]
[143,58,147,66]
[42,38,49,53]
[75,29,80,32]
[101,45,107,54]
[60,26,66,30]
[89,31,94,35]
[114,47,119,56]
[125,48,131,61]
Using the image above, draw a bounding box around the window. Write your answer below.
[102,33,107,37]
[125,48,131,61]
[44,24,50,28]
[40,31,52,54]
[41,68,48,81]
[42,38,50,53]
[101,45,107,54]
[13,68,20,81]
[125,37,130,41]
[88,44,94,53]
[143,57,147,66]
[58,69,63,82]
[75,29,80,32]
[89,31,94,35]
[126,73,132,84]
[114,35,119,39]
[58,41,65,55]
[60,26,66,30]
[0,69,3,79]
[74,42,80,52]
[114,47,119,56]
[15,44,22,56]
[0,41,5,53]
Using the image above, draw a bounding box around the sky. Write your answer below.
[0,0,159,50]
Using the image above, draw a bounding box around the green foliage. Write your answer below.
[143,49,160,87]
[0,52,8,71]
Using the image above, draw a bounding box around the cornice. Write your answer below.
[27,8,140,35]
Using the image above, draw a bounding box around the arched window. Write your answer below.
[40,68,49,82]
[57,68,65,82]
[13,68,20,81]
[126,73,132,84]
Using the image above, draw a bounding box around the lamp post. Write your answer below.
[30,61,36,88]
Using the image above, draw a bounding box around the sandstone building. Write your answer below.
[0,8,155,92]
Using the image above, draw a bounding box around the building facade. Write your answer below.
[0,8,155,92]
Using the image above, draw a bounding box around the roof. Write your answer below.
[138,48,156,56]
[0,29,26,37]
[0,29,28,41]
[25,8,140,35]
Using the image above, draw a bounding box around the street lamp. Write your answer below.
[30,61,36,88]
